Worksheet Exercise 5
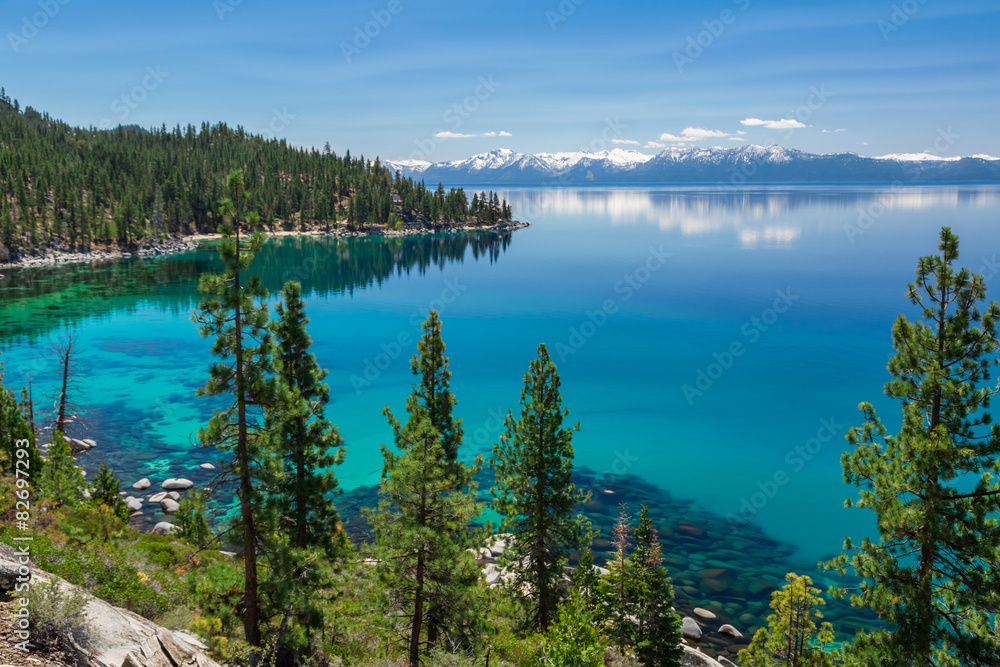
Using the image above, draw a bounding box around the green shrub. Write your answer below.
[0,526,172,618]
[537,593,607,667]
[61,504,128,543]
[175,490,212,547]
[425,648,477,666]
[29,577,94,651]
[129,538,188,570]
[188,561,245,639]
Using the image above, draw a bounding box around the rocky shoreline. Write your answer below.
[0,220,529,271]
[0,236,199,270]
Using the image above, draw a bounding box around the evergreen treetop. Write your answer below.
[825,227,1000,666]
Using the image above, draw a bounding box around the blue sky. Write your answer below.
[1,0,998,161]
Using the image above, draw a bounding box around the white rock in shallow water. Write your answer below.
[718,624,743,639]
[162,478,194,491]
[682,617,703,641]
[168,491,180,501]
[679,646,724,667]
[160,499,180,513]
[67,437,92,453]
[148,492,168,504]
[151,522,174,535]
[124,497,143,511]
[200,463,215,470]
[694,607,717,620]
[132,478,151,491]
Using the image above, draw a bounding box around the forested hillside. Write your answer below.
[0,88,510,256]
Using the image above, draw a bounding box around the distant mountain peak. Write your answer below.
[874,152,1000,162]
[384,146,1000,184]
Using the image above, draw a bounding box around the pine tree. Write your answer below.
[0,362,41,474]
[410,310,463,462]
[538,592,606,667]
[38,431,83,506]
[267,280,346,552]
[491,342,592,631]
[257,280,347,646]
[151,185,165,236]
[605,504,634,652]
[403,311,473,648]
[365,393,483,666]
[89,462,130,522]
[630,505,683,667]
[824,227,1000,667]
[569,546,602,614]
[192,168,274,649]
[176,489,212,547]
[739,573,839,667]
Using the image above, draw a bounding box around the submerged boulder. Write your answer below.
[160,499,180,513]
[682,616,703,641]
[151,522,174,535]
[718,623,743,639]
[680,645,724,667]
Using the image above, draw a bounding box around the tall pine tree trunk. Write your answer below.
[410,484,428,667]
[535,409,549,629]
[295,429,307,548]
[235,223,261,648]
[912,287,949,664]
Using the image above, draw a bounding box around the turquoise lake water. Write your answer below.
[3,184,1000,648]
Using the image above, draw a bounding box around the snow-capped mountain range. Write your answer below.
[384,146,1000,184]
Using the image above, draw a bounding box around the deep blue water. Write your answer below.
[3,184,1000,642]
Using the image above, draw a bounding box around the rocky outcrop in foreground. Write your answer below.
[0,545,220,667]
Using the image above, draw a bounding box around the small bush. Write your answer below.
[537,593,607,667]
[425,648,477,666]
[29,577,94,652]
[0,526,172,618]
[129,539,187,570]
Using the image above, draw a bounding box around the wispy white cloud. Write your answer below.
[728,137,746,141]
[659,127,731,143]
[740,117,806,130]
[821,128,847,133]
[435,130,513,139]
[435,131,476,139]
[646,141,666,149]
[611,138,641,146]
